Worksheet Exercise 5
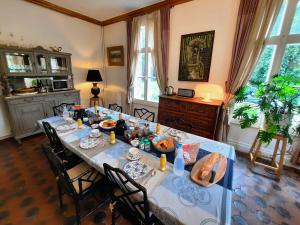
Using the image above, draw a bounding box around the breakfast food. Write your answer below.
[182,143,200,165]
[197,152,220,180]
[155,138,175,151]
[101,120,116,128]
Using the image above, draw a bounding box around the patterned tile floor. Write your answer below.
[0,134,299,225]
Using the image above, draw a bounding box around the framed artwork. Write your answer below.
[178,30,215,82]
[107,46,124,66]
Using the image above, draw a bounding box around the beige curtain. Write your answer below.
[151,9,170,93]
[126,16,142,114]
[218,0,283,142]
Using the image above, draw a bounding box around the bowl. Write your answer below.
[130,139,140,147]
[152,136,176,153]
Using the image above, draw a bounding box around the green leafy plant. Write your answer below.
[233,74,300,144]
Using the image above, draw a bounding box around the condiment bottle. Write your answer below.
[156,123,161,134]
[110,131,116,144]
[77,118,83,128]
[139,139,145,151]
[144,139,151,152]
[94,105,97,113]
[160,154,167,171]
[118,113,122,120]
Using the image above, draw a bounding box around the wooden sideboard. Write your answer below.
[157,95,223,140]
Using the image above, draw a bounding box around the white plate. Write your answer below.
[15,92,38,96]
[89,132,102,138]
[79,137,101,149]
[91,124,99,129]
[126,153,142,161]
[56,123,76,131]
[168,129,180,137]
[99,120,116,130]
[123,161,151,180]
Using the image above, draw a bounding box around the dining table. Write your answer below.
[37,106,236,225]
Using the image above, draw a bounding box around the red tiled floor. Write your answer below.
[0,134,300,225]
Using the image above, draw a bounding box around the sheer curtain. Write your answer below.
[126,9,170,112]
[217,0,283,142]
[126,16,142,114]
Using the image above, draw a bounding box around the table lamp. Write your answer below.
[86,69,103,98]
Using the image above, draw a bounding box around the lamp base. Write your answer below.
[91,83,100,98]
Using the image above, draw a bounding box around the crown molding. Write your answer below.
[23,0,103,25]
[101,0,193,26]
[23,0,193,26]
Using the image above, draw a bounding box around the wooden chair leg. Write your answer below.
[57,182,63,208]
[272,139,280,166]
[75,200,81,225]
[111,207,116,225]
[277,138,287,179]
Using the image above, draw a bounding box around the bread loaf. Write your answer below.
[197,152,220,180]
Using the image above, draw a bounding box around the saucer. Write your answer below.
[126,153,142,161]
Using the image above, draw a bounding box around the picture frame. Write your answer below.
[107,46,124,66]
[178,30,215,82]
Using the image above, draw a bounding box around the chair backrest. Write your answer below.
[109,103,123,113]
[133,108,155,122]
[42,121,64,152]
[103,163,150,225]
[53,103,75,116]
[165,118,192,132]
[43,144,77,196]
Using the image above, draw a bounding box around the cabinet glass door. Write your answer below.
[50,56,69,74]
[36,53,49,75]
[5,52,33,74]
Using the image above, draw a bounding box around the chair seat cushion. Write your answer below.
[67,162,101,193]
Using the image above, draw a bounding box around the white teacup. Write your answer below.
[90,129,100,136]
[128,147,140,158]
[66,117,74,124]
[130,139,140,147]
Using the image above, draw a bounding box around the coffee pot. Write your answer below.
[165,86,174,96]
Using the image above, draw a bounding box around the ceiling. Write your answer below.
[46,0,164,21]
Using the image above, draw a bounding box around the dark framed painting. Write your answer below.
[178,30,215,82]
[107,46,124,66]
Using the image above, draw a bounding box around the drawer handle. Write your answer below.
[24,98,34,103]
[64,93,71,96]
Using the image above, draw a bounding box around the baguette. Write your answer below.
[197,152,220,180]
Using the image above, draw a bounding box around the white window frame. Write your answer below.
[231,0,300,127]
[266,0,300,80]
[133,22,160,104]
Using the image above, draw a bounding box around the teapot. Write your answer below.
[165,86,174,96]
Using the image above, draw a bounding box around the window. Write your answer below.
[133,22,160,103]
[250,0,300,83]
[246,0,300,125]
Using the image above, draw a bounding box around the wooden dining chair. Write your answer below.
[109,103,123,113]
[134,108,155,122]
[103,163,161,225]
[53,103,75,116]
[42,121,81,168]
[165,118,193,132]
[43,145,109,225]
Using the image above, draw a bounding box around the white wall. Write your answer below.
[168,0,239,100]
[103,22,128,109]
[0,0,103,138]
[102,0,240,117]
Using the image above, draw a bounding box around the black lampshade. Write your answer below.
[86,70,103,82]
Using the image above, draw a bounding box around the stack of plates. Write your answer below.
[56,123,77,132]
[79,137,101,149]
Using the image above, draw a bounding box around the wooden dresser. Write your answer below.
[157,95,223,140]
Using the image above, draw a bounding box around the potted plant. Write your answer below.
[232,74,300,145]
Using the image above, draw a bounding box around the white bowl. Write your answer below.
[130,139,140,147]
